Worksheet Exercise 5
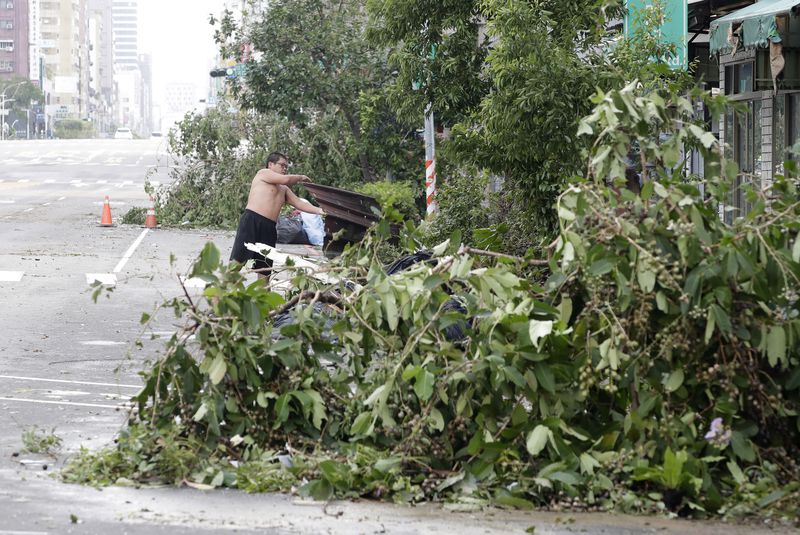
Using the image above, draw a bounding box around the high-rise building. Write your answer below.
[138,51,151,133]
[40,0,88,121]
[111,0,137,69]
[0,0,31,80]
[88,0,114,133]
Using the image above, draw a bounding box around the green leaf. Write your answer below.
[664,369,684,393]
[766,326,787,367]
[526,425,551,456]
[208,355,227,385]
[579,453,600,475]
[374,458,401,473]
[414,370,435,402]
[637,268,656,292]
[528,320,553,349]
[350,411,374,436]
[727,461,746,485]
[274,394,290,423]
[793,237,800,263]
[534,364,556,394]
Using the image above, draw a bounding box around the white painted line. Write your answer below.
[23,208,33,212]
[17,179,29,183]
[80,340,126,346]
[57,196,66,201]
[0,374,140,389]
[70,179,81,184]
[44,179,56,183]
[0,530,51,535]
[85,273,117,286]
[113,228,149,273]
[96,179,108,184]
[0,271,24,282]
[0,200,14,204]
[0,397,128,410]
[42,202,50,206]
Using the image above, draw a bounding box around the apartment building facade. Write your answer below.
[0,0,30,79]
[40,0,88,121]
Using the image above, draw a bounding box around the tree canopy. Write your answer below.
[214,0,421,185]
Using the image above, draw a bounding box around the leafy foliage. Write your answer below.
[21,427,62,455]
[65,88,799,524]
[355,180,421,222]
[54,119,95,140]
[214,0,422,184]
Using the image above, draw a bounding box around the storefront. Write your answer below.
[710,0,800,219]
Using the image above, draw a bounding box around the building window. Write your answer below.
[1,1,13,9]
[0,60,13,71]
[724,101,762,221]
[0,40,12,51]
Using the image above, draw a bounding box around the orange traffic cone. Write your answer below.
[99,195,113,227]
[144,197,157,229]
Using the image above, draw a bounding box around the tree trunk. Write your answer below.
[343,108,375,183]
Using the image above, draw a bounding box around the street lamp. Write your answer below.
[0,80,28,141]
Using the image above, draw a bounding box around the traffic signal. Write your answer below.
[209,68,227,78]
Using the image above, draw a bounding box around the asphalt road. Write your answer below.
[0,140,793,534]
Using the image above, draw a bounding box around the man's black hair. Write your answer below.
[266,152,288,166]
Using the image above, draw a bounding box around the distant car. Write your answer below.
[114,127,134,140]
[149,131,162,139]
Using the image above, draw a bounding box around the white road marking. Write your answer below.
[23,208,33,212]
[79,340,126,346]
[17,179,29,183]
[44,179,56,183]
[0,530,51,535]
[0,200,15,204]
[57,196,66,201]
[0,374,140,389]
[0,271,24,282]
[86,273,117,286]
[96,179,108,184]
[113,228,149,273]
[42,202,50,206]
[69,179,81,184]
[0,397,127,410]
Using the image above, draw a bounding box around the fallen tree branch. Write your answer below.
[459,246,549,266]
[268,290,342,318]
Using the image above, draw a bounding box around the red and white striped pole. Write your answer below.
[424,103,438,216]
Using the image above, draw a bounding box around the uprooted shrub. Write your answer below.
[63,86,799,522]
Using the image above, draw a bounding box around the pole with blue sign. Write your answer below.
[624,0,688,70]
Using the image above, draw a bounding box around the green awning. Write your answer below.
[710,0,800,55]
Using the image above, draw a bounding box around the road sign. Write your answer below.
[624,0,688,70]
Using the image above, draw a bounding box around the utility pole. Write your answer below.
[22,108,30,139]
[424,103,438,216]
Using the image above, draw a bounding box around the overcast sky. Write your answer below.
[138,0,228,124]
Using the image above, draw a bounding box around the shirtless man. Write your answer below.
[230,152,324,276]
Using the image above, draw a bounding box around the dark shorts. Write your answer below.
[230,209,277,273]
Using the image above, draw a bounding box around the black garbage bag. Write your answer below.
[441,298,470,343]
[384,251,433,275]
[277,214,311,245]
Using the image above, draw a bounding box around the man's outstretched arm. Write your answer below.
[256,168,310,186]
[284,187,325,215]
